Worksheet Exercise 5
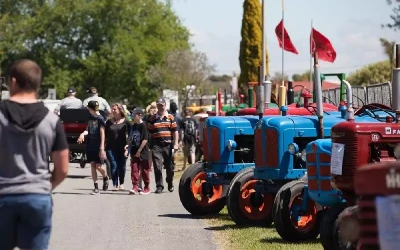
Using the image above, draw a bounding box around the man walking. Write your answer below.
[168,101,181,171]
[0,59,69,250]
[54,86,83,114]
[147,98,179,194]
[180,109,198,170]
[83,86,111,116]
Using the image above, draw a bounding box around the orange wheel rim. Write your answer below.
[191,172,223,207]
[289,194,318,232]
[238,180,273,221]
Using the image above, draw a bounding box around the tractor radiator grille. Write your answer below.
[266,129,278,167]
[358,196,379,250]
[203,127,209,161]
[333,137,358,178]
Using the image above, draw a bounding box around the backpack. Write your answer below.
[183,119,196,137]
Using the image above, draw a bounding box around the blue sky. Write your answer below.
[172,0,398,77]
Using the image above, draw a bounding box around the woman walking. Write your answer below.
[105,103,131,191]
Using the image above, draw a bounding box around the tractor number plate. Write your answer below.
[376,195,400,249]
[330,143,345,175]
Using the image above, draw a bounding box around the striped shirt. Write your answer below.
[147,113,177,143]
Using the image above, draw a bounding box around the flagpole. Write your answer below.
[278,0,286,108]
[309,20,313,88]
[281,0,285,87]
[261,0,266,82]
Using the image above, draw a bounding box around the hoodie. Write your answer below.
[0,100,68,194]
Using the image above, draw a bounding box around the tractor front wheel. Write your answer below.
[178,163,226,216]
[226,167,274,226]
[272,180,321,242]
[320,203,347,250]
[334,205,358,250]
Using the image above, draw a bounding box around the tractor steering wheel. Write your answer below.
[354,103,395,121]
[322,96,336,106]
[306,105,331,116]
[341,92,366,110]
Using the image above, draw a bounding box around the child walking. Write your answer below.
[125,107,151,195]
[78,100,110,194]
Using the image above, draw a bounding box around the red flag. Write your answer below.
[310,28,336,63]
[275,19,298,55]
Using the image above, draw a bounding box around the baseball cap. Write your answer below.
[67,86,76,93]
[131,107,144,115]
[87,100,99,111]
[89,87,97,94]
[156,97,166,105]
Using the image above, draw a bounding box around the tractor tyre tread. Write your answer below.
[178,163,226,216]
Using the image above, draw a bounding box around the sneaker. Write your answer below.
[119,184,125,191]
[103,177,109,191]
[138,187,143,192]
[91,189,100,195]
[155,187,163,194]
[140,188,151,195]
[113,186,119,191]
[168,183,174,192]
[129,188,139,195]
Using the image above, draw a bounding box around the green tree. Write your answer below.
[380,38,396,67]
[292,70,312,81]
[0,0,190,106]
[148,49,216,106]
[238,0,268,94]
[347,61,392,85]
[384,0,400,30]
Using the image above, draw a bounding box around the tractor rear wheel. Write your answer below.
[320,203,347,250]
[226,167,274,226]
[178,163,226,216]
[273,180,321,242]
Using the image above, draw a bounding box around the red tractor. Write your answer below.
[60,109,111,176]
[353,161,400,250]
[323,44,400,250]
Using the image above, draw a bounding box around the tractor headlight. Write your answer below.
[394,144,400,159]
[227,140,237,151]
[301,149,307,162]
[288,143,299,155]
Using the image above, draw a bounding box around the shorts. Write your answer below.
[0,194,53,250]
[86,151,103,164]
[183,142,196,156]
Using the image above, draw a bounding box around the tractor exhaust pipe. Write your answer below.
[287,78,294,105]
[342,80,354,121]
[263,76,272,107]
[393,44,400,123]
[313,53,324,138]
[257,65,265,120]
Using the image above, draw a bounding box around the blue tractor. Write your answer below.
[225,55,392,230]
[178,74,344,216]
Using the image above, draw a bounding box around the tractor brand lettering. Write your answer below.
[371,134,379,142]
[331,132,345,138]
[386,168,400,189]
[385,127,400,135]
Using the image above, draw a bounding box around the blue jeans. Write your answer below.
[0,194,53,250]
[106,149,127,186]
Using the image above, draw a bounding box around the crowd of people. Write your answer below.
[0,59,202,249]
[53,75,200,196]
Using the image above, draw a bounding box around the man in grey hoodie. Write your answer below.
[0,59,69,250]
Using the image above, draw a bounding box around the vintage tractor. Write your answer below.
[178,63,345,216]
[316,44,400,250]
[271,103,395,243]
[224,53,390,229]
[353,161,400,250]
